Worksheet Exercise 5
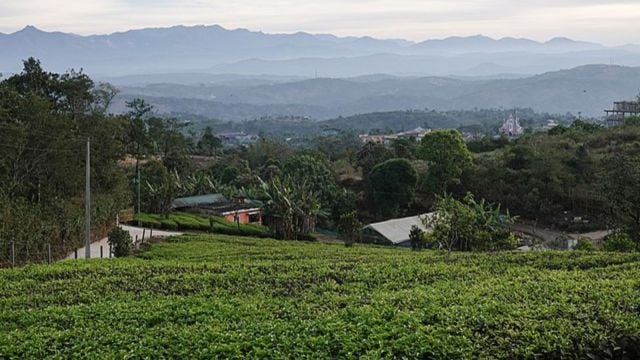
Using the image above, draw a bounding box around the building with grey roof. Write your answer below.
[362,213,434,247]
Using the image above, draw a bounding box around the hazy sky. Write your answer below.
[2,0,640,44]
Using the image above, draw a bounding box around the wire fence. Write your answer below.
[0,223,172,269]
[0,242,116,268]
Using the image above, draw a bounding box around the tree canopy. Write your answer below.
[417,130,472,194]
[365,158,418,219]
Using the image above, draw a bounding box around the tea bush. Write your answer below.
[133,212,269,237]
[1,235,639,359]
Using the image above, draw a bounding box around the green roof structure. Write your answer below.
[171,194,228,209]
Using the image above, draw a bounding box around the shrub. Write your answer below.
[488,230,518,251]
[409,225,425,251]
[603,232,637,252]
[337,211,362,247]
[425,193,517,251]
[573,237,596,252]
[294,233,318,242]
[108,227,132,257]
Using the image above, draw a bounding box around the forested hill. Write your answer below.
[113,65,640,120]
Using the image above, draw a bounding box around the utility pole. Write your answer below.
[137,167,141,226]
[85,138,91,259]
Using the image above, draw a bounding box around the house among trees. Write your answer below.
[361,214,433,247]
[171,194,262,224]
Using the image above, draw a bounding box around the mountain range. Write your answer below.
[111,64,640,120]
[1,25,639,77]
[2,24,639,122]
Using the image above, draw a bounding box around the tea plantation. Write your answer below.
[1,234,640,359]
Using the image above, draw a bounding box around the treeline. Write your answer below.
[184,109,575,139]
[0,59,223,265]
[137,112,640,250]
[0,59,129,265]
[465,120,640,235]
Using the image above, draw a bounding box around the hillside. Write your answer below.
[114,65,640,120]
[1,234,639,358]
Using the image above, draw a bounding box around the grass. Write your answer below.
[1,234,640,358]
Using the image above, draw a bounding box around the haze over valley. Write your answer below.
[2,24,639,121]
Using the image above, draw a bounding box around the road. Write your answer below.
[65,225,182,260]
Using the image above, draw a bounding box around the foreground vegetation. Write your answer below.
[1,234,639,359]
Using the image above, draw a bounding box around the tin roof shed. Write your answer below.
[363,213,434,246]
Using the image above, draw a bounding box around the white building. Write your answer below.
[361,213,434,247]
[500,114,524,137]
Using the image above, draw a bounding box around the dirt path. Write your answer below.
[65,225,182,260]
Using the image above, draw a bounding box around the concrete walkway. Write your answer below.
[66,225,182,260]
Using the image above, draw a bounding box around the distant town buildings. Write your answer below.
[605,100,640,127]
[543,119,559,130]
[320,127,341,137]
[217,132,259,146]
[360,127,431,144]
[499,113,524,137]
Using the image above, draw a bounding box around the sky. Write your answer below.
[1,0,640,45]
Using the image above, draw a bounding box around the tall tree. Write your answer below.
[282,153,338,212]
[417,130,472,194]
[0,59,130,263]
[356,142,394,176]
[601,152,640,242]
[197,126,222,156]
[365,158,418,219]
[259,175,324,240]
[147,117,190,173]
[91,82,119,114]
[125,98,152,175]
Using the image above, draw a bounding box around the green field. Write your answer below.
[1,235,640,359]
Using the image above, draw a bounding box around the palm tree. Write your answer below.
[258,175,325,240]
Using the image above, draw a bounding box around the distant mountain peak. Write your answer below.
[15,25,44,34]
[547,37,574,43]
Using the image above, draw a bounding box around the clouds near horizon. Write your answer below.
[1,0,639,44]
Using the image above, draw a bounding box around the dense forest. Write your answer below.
[465,120,640,234]
[0,59,130,265]
[1,59,639,265]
